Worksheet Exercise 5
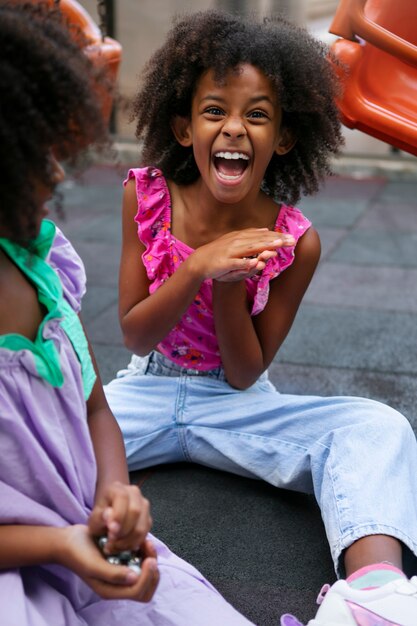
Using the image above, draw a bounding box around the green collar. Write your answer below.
[0,220,96,398]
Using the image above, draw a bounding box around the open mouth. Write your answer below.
[213,151,250,180]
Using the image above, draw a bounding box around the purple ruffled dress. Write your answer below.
[0,222,253,626]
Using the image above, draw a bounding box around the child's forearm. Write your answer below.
[88,406,130,502]
[0,523,157,601]
[213,281,265,389]
[121,257,203,355]
[84,338,131,498]
[0,525,66,569]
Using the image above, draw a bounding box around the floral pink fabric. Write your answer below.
[125,167,311,370]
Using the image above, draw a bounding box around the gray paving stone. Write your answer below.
[57,180,123,211]
[277,305,417,375]
[304,263,417,313]
[297,198,369,227]
[357,201,417,232]
[329,230,417,267]
[81,285,118,323]
[69,214,122,243]
[314,227,347,260]
[74,240,121,287]
[376,180,417,203]
[71,164,126,187]
[92,345,131,385]
[310,175,385,200]
[86,304,124,346]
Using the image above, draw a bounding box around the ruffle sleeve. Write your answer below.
[124,167,175,285]
[47,226,86,314]
[46,225,96,399]
[250,204,312,315]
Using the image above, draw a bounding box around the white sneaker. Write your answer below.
[280,576,417,626]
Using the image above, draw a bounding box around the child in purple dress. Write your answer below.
[0,4,254,625]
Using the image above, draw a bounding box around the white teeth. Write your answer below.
[214,151,249,160]
[217,172,241,180]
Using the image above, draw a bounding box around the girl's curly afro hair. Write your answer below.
[0,2,110,241]
[132,10,344,205]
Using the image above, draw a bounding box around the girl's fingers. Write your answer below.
[257,250,277,262]
[253,234,294,249]
[89,481,128,538]
[236,234,295,257]
[87,556,159,602]
[141,538,158,560]
[85,543,141,586]
[107,487,140,538]
[89,540,154,586]
[198,228,296,280]
[109,501,151,552]
[100,563,139,586]
[136,556,160,602]
[102,485,130,541]
[90,483,152,552]
[273,235,295,247]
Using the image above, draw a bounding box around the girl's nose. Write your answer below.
[222,116,247,139]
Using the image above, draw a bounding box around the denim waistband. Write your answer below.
[129,351,228,381]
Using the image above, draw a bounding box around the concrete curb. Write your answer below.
[332,153,417,180]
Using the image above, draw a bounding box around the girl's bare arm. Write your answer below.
[0,525,67,569]
[119,180,205,355]
[213,227,321,389]
[86,347,130,492]
[84,333,153,554]
[0,523,158,602]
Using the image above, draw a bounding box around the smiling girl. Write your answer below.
[105,10,417,625]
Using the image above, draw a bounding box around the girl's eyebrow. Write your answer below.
[200,94,275,105]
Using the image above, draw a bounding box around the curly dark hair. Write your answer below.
[132,10,344,205]
[0,2,110,241]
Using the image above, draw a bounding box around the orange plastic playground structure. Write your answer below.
[328,0,417,156]
[26,0,121,125]
[56,0,122,124]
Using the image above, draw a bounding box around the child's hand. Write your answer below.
[190,228,295,281]
[215,249,279,282]
[88,482,152,555]
[60,524,159,602]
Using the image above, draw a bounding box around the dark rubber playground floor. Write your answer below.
[52,159,417,625]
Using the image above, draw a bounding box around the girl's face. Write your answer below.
[173,63,294,205]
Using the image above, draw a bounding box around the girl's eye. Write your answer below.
[204,106,224,116]
[248,110,268,119]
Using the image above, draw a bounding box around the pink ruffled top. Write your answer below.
[126,167,311,370]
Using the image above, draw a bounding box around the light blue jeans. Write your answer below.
[104,351,417,576]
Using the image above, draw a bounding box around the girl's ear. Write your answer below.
[171,115,193,147]
[274,127,297,156]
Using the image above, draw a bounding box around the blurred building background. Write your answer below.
[82,0,416,164]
